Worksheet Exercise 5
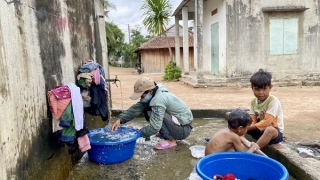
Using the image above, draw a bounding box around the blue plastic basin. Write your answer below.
[87,127,140,164]
[196,152,288,180]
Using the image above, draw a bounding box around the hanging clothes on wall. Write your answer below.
[89,76,108,121]
[65,82,83,131]
[47,83,90,154]
[77,60,109,121]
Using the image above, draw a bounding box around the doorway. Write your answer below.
[211,22,219,75]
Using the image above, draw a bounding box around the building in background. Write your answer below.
[133,25,194,73]
[173,0,320,86]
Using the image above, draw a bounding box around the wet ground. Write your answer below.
[67,118,224,180]
[66,118,295,180]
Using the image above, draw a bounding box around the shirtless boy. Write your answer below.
[205,108,260,155]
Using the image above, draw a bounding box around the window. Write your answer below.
[270,18,298,55]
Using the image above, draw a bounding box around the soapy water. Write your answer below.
[88,127,139,143]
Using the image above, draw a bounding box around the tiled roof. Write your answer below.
[133,35,194,52]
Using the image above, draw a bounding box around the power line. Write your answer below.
[108,17,128,25]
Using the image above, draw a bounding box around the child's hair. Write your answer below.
[228,108,252,129]
[250,69,272,88]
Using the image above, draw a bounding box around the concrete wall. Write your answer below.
[0,0,108,179]
[224,0,320,79]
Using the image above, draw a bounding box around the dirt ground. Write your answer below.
[108,66,320,144]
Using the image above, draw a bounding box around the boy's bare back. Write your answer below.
[205,128,244,155]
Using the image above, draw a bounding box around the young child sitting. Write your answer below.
[205,108,261,155]
[246,69,284,149]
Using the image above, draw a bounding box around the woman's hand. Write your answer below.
[110,119,121,132]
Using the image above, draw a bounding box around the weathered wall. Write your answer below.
[0,0,107,179]
[225,0,320,80]
[202,0,227,76]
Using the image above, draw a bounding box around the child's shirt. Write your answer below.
[249,95,284,133]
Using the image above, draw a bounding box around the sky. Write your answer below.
[107,0,182,42]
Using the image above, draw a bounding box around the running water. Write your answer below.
[105,85,112,121]
[119,81,123,109]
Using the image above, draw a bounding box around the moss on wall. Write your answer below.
[67,0,95,77]
[6,0,105,179]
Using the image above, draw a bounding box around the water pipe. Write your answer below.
[105,75,120,83]
[105,75,120,87]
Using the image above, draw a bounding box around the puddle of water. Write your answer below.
[67,118,224,179]
[67,118,296,180]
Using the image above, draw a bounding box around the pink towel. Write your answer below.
[77,135,91,152]
[91,68,100,85]
[47,91,71,120]
[51,86,71,99]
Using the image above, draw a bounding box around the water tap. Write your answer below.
[112,75,120,87]
[104,75,120,87]
[114,75,120,82]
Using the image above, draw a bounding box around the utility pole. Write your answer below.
[128,24,131,43]
[128,24,132,67]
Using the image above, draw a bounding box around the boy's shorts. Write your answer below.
[247,128,283,145]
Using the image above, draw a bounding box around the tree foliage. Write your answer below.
[141,0,174,66]
[104,0,115,17]
[120,29,151,67]
[103,0,152,67]
[163,62,182,81]
[104,0,116,43]
[121,43,134,67]
[141,0,171,36]
[131,29,149,48]
[105,21,125,58]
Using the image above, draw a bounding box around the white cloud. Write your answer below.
[108,0,182,42]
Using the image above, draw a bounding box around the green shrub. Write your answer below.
[163,61,182,81]
[108,61,118,67]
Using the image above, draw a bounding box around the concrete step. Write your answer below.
[180,75,320,88]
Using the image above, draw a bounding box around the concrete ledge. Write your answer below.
[111,108,245,119]
[265,144,319,180]
[111,108,144,118]
[191,109,235,118]
[245,135,320,180]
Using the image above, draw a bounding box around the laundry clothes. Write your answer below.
[91,68,101,85]
[77,73,93,87]
[89,77,108,121]
[60,122,76,143]
[59,103,73,127]
[65,82,84,131]
[79,61,105,77]
[47,91,71,120]
[48,82,92,154]
[50,86,71,99]
[77,60,109,121]
[77,135,91,152]
[78,78,88,88]
[53,110,90,154]
[81,89,91,108]
[77,72,93,81]
[59,103,76,142]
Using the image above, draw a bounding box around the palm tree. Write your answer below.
[104,0,115,17]
[141,0,173,67]
[104,0,116,41]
